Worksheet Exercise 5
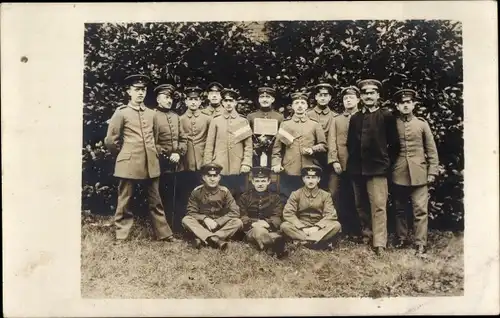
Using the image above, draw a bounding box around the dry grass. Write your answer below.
[81,213,463,298]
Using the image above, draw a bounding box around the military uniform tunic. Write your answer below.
[201,105,224,117]
[306,106,339,138]
[155,109,181,173]
[178,110,212,172]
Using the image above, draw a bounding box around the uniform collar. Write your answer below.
[251,188,270,196]
[343,109,359,117]
[187,109,201,118]
[203,185,220,194]
[259,107,272,113]
[128,103,146,111]
[314,105,331,115]
[292,115,308,123]
[209,105,222,112]
[156,107,174,114]
[223,110,238,119]
[400,114,415,122]
[365,106,380,113]
[304,187,320,198]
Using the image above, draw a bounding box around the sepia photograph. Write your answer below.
[81,19,464,298]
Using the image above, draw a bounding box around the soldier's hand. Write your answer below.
[427,175,436,183]
[271,165,283,173]
[312,144,326,153]
[309,226,319,234]
[170,153,180,163]
[240,165,251,173]
[204,217,218,231]
[302,147,313,155]
[332,162,342,175]
[252,220,270,229]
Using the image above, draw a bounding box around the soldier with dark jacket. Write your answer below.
[104,74,173,241]
[391,89,439,255]
[181,163,243,250]
[238,167,287,258]
[346,79,400,255]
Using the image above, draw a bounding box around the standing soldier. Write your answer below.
[201,82,224,118]
[391,89,439,255]
[154,83,182,232]
[346,79,400,255]
[104,74,173,241]
[238,166,287,258]
[247,87,284,167]
[280,166,342,250]
[181,163,243,250]
[177,86,212,219]
[204,88,253,199]
[327,86,362,239]
[307,83,340,189]
[271,92,327,201]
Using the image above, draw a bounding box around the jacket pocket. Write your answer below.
[117,152,132,162]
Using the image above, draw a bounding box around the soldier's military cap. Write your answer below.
[291,92,309,101]
[221,88,239,99]
[206,82,224,92]
[200,163,223,175]
[258,87,276,96]
[124,74,150,87]
[341,86,361,97]
[393,88,418,101]
[356,79,382,91]
[185,86,203,98]
[301,165,323,177]
[153,84,175,96]
[314,83,334,94]
[251,166,272,178]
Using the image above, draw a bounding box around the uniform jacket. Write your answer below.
[271,115,327,176]
[392,114,439,186]
[346,106,400,176]
[104,103,160,179]
[283,187,338,229]
[203,110,253,175]
[237,188,283,232]
[306,106,339,137]
[178,109,212,171]
[155,109,181,173]
[201,105,224,117]
[186,184,240,227]
[247,109,284,128]
[327,110,357,171]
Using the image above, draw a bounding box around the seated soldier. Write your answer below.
[181,163,243,250]
[238,167,287,258]
[280,166,342,250]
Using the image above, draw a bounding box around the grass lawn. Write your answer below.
[81,213,464,298]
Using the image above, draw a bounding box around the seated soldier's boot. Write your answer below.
[415,244,427,256]
[394,238,408,249]
[374,246,386,256]
[208,235,227,250]
[191,238,202,249]
[272,236,288,259]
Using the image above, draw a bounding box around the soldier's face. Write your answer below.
[303,175,320,189]
[127,86,146,104]
[208,91,222,105]
[292,99,308,115]
[360,88,379,106]
[315,89,332,107]
[396,97,416,115]
[251,177,271,192]
[343,94,360,110]
[222,97,237,112]
[258,93,275,108]
[157,94,173,109]
[186,96,202,111]
[202,173,221,188]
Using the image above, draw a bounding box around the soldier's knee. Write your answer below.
[334,221,342,233]
[230,218,243,229]
[181,216,196,226]
[280,221,293,232]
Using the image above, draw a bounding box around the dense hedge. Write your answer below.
[82,20,463,230]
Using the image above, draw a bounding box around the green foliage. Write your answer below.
[82,20,463,230]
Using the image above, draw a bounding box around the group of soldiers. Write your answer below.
[104,73,439,258]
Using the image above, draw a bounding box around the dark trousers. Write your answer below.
[171,171,202,233]
[220,174,248,201]
[328,172,361,236]
[278,173,303,205]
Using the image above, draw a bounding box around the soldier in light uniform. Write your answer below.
[204,88,253,199]
[247,87,284,168]
[104,74,173,241]
[201,82,224,117]
[271,92,327,202]
[327,86,362,239]
[391,89,439,255]
[307,83,340,190]
[177,86,212,227]
[181,163,243,250]
[238,167,287,258]
[346,79,400,255]
[280,166,342,250]
[154,84,182,232]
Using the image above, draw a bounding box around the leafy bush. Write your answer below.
[82,20,463,230]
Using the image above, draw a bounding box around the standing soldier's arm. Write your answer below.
[283,191,307,229]
[312,122,327,153]
[237,193,253,231]
[186,190,206,222]
[242,136,253,168]
[178,118,188,157]
[203,120,217,165]
[315,193,338,229]
[265,194,284,231]
[422,120,440,176]
[215,190,241,227]
[104,109,124,156]
[155,113,169,156]
[327,117,339,165]
[271,135,283,168]
[385,111,400,165]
